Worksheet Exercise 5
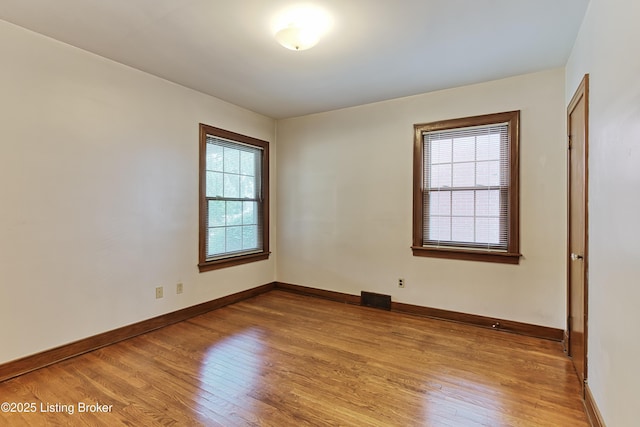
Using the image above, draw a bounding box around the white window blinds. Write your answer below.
[205,135,264,260]
[422,122,510,251]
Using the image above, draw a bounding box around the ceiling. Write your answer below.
[0,0,589,119]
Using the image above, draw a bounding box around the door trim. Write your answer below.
[566,73,589,389]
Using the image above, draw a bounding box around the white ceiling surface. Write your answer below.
[0,1,589,119]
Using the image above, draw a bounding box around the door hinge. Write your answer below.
[568,135,572,150]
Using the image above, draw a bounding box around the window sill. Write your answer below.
[411,246,521,264]
[198,252,270,272]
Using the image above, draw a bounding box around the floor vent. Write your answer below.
[361,291,392,310]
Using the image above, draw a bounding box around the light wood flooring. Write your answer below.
[0,290,590,426]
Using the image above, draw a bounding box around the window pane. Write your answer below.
[224,174,240,198]
[476,160,500,187]
[206,171,223,197]
[208,201,225,227]
[208,228,226,256]
[240,151,256,176]
[226,201,242,226]
[206,144,224,172]
[429,216,451,241]
[242,225,257,249]
[452,191,474,216]
[476,133,501,161]
[476,217,500,244]
[224,147,240,173]
[226,226,242,252]
[452,162,475,187]
[476,190,500,217]
[240,175,255,199]
[452,136,475,162]
[243,201,257,225]
[430,164,452,188]
[452,217,474,242]
[430,139,452,164]
[429,191,451,216]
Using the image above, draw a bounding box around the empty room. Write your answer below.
[0,1,638,426]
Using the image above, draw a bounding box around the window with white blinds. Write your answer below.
[199,124,269,272]
[205,137,263,258]
[412,111,520,264]
[424,123,508,250]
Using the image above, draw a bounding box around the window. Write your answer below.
[198,124,269,272]
[412,111,520,264]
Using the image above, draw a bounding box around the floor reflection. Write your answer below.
[422,370,508,426]
[196,327,265,425]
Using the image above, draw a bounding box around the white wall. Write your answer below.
[566,0,640,425]
[277,69,567,328]
[0,20,276,364]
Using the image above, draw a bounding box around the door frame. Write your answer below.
[566,74,589,389]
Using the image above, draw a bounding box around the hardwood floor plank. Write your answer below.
[0,290,589,426]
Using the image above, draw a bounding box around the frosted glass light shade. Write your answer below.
[275,25,319,51]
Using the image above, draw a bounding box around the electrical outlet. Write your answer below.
[176,282,183,294]
[398,278,405,288]
[155,286,163,299]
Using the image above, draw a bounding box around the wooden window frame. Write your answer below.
[198,124,270,272]
[412,111,521,264]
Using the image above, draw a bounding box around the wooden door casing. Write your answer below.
[567,74,589,388]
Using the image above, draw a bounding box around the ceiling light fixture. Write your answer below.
[272,5,332,51]
[275,24,319,51]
